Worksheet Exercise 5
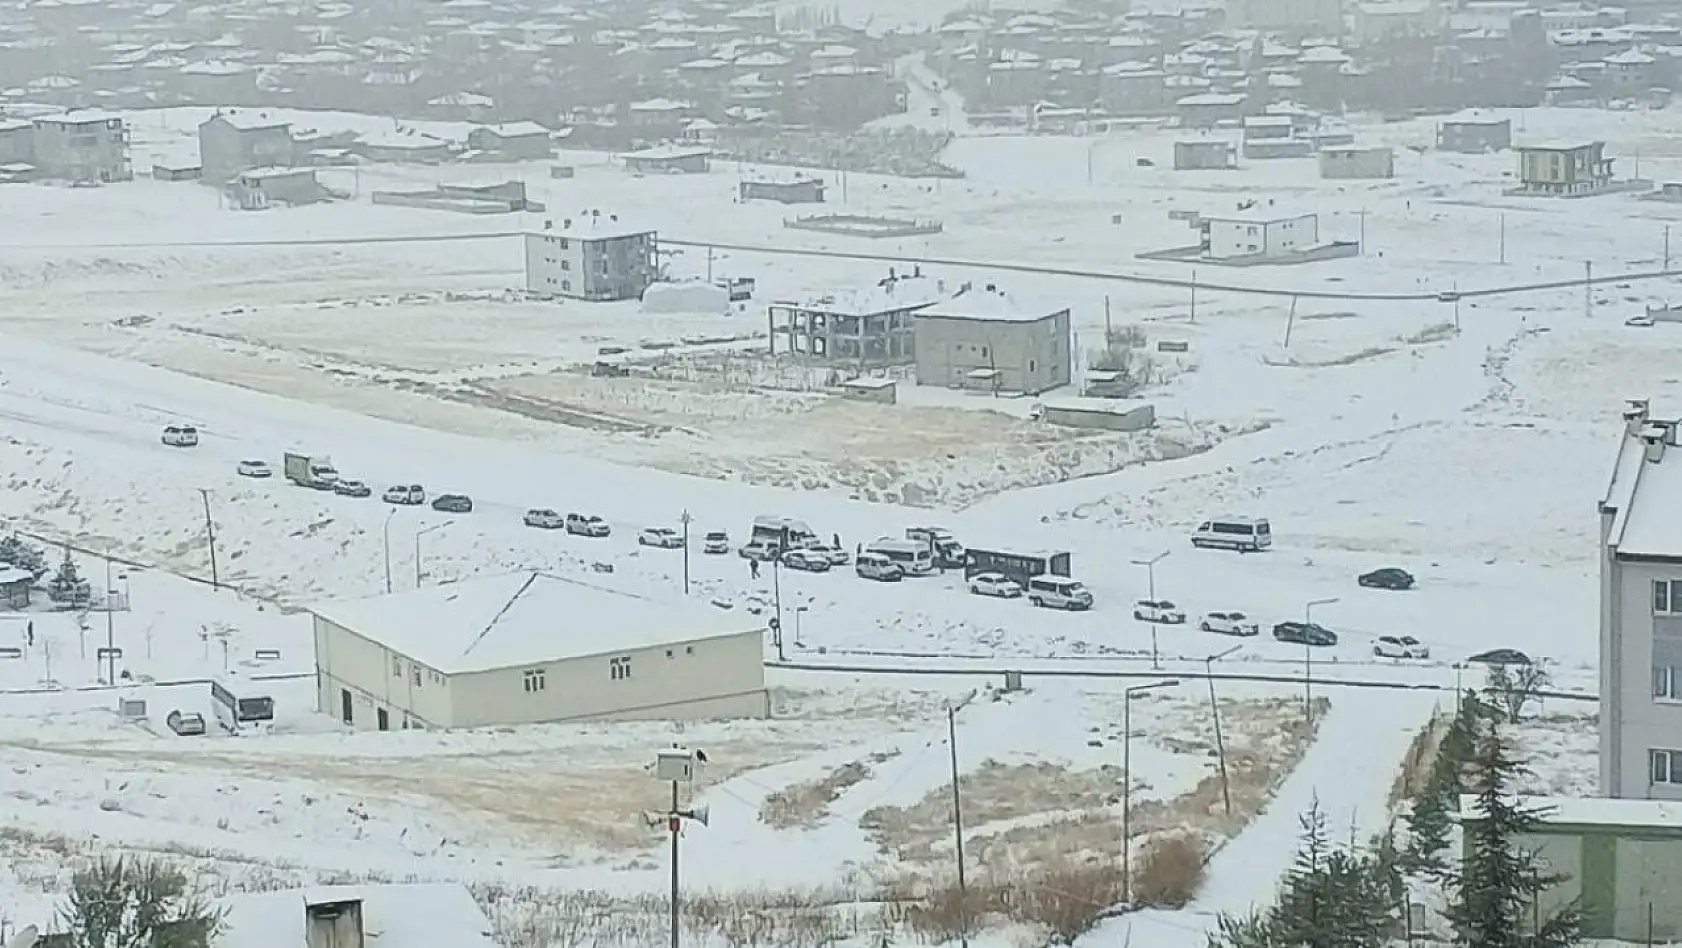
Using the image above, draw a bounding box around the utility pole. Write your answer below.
[1205,646,1242,818]
[1130,551,1170,669]
[1303,598,1339,724]
[1498,212,1506,265]
[1452,280,1461,332]
[1123,680,1180,905]
[196,488,219,589]
[103,557,116,683]
[1103,295,1112,338]
[1584,260,1593,319]
[650,747,709,948]
[947,693,976,948]
[1189,269,1198,323]
[1665,225,1671,272]
[1357,207,1367,252]
[382,508,396,594]
[680,509,693,595]
[1282,294,1300,348]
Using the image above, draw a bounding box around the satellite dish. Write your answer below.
[9,924,40,948]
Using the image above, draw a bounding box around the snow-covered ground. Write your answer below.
[0,101,1657,942]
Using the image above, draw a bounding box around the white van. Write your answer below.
[1027,576,1094,611]
[1191,517,1272,552]
[865,538,934,576]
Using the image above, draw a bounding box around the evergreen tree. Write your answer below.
[0,534,47,576]
[59,856,223,948]
[1401,751,1457,877]
[1445,723,1581,948]
[49,548,84,602]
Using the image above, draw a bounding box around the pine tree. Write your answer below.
[50,548,85,603]
[0,534,47,576]
[1445,723,1582,948]
[59,856,223,948]
[1401,750,1458,877]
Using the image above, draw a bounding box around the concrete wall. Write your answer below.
[371,191,519,214]
[445,629,768,727]
[913,310,1072,395]
[313,617,455,730]
[1041,402,1155,431]
[1478,825,1682,941]
[1319,147,1394,179]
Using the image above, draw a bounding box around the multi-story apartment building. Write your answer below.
[1598,398,1682,798]
[523,214,657,302]
[31,112,130,182]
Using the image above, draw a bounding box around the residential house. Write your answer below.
[913,283,1072,396]
[198,110,293,183]
[524,214,658,302]
[31,111,130,182]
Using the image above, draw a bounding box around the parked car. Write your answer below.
[639,527,684,548]
[524,508,565,529]
[702,531,730,554]
[1273,621,1338,647]
[1200,611,1260,636]
[1628,314,1657,328]
[1375,635,1430,659]
[782,549,832,572]
[968,572,1024,598]
[855,552,904,582]
[1358,568,1416,590]
[566,513,611,537]
[809,545,851,566]
[1028,576,1094,611]
[1467,648,1531,666]
[236,460,271,478]
[383,485,426,505]
[1133,600,1187,624]
[739,540,779,561]
[161,425,199,447]
[333,479,371,498]
[432,494,473,513]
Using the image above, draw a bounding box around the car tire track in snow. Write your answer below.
[1087,688,1440,948]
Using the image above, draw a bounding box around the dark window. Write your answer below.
[610,656,633,681]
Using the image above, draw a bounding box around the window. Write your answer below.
[561,260,571,271]
[981,347,990,359]
[562,280,572,291]
[523,668,546,693]
[666,649,674,658]
[1654,749,1682,784]
[1656,666,1682,701]
[412,665,422,688]
[686,645,694,655]
[610,656,633,681]
[392,656,402,678]
[558,238,569,250]
[1656,579,1682,614]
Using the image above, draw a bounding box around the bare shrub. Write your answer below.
[1484,662,1552,721]
[760,754,893,829]
[1014,860,1122,944]
[1389,712,1450,808]
[1085,326,1156,395]
[1131,834,1206,908]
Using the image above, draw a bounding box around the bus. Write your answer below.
[1190,517,1272,552]
[210,677,275,733]
[963,547,1072,588]
[864,537,935,576]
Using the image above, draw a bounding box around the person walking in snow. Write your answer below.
[749,558,760,580]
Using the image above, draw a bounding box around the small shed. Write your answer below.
[1174,140,1237,170]
[230,167,324,209]
[1318,145,1395,180]
[152,161,201,181]
[0,566,30,609]
[623,145,711,174]
[1437,116,1512,154]
[740,178,825,203]
[1036,398,1156,432]
[841,376,896,404]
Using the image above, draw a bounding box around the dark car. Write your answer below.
[1273,621,1338,647]
[1467,648,1532,666]
[431,494,473,513]
[1358,568,1416,590]
[334,479,372,498]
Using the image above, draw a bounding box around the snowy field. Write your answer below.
[0,100,1659,944]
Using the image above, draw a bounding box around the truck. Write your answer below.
[906,526,965,570]
[283,452,339,489]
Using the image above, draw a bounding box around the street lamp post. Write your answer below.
[1205,645,1243,817]
[415,523,450,589]
[947,691,978,948]
[680,510,692,596]
[382,508,397,594]
[1123,679,1180,906]
[1303,597,1339,724]
[1130,551,1170,669]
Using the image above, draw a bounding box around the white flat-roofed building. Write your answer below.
[913,282,1072,395]
[1599,399,1682,799]
[31,110,130,182]
[524,212,658,301]
[309,570,769,730]
[1204,209,1319,259]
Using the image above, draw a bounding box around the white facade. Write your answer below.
[523,218,658,301]
[310,571,769,730]
[1599,400,1682,799]
[1205,212,1319,259]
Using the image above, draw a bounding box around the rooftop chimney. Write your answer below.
[1643,429,1666,464]
[1625,398,1651,437]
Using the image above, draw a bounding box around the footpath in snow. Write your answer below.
[1085,688,1441,948]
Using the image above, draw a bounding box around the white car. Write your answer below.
[383,485,426,505]
[968,572,1024,598]
[809,545,851,565]
[1200,611,1260,636]
[524,508,565,529]
[1133,600,1187,624]
[1375,635,1431,659]
[236,459,271,478]
[1628,314,1657,327]
[639,527,685,549]
[162,425,199,447]
[781,548,832,572]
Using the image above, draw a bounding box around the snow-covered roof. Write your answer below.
[207,109,288,131]
[920,284,1067,324]
[475,120,549,138]
[35,109,120,125]
[219,885,496,948]
[1205,207,1316,224]
[0,566,31,585]
[1459,795,1682,829]
[780,274,945,316]
[310,571,762,675]
[1601,406,1682,559]
[624,144,710,160]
